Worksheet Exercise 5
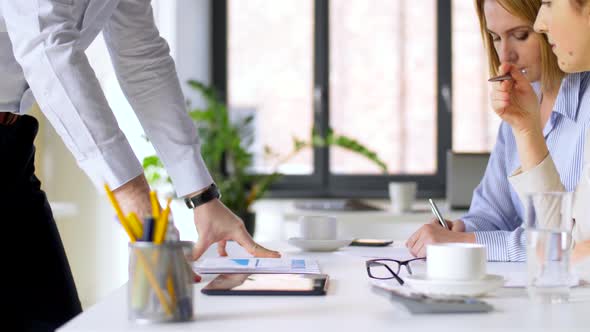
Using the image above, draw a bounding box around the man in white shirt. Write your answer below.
[0,1,279,330]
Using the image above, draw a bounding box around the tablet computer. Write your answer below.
[201,273,329,296]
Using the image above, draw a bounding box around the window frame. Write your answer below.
[212,0,452,198]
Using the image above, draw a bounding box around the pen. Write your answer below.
[428,199,449,230]
[141,216,156,242]
[487,68,527,82]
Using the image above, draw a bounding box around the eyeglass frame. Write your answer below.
[365,257,426,285]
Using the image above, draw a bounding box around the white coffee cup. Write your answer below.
[299,215,337,240]
[388,182,417,213]
[426,243,487,281]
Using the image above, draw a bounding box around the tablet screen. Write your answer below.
[202,274,328,295]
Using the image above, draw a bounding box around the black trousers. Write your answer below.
[1,115,82,331]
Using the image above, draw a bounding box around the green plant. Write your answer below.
[143,81,388,217]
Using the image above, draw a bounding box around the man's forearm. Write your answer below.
[113,174,152,218]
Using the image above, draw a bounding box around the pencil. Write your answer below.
[155,198,172,244]
[150,191,160,219]
[104,184,137,241]
[104,184,127,225]
[127,212,143,240]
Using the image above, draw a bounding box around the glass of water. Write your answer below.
[524,192,575,303]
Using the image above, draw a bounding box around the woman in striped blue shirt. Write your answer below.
[492,0,590,262]
[407,0,590,261]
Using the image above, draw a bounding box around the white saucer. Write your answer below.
[287,237,352,252]
[404,274,505,297]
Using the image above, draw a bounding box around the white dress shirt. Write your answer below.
[0,0,213,197]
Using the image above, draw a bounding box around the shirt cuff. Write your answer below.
[508,155,565,206]
[165,149,214,198]
[77,138,143,191]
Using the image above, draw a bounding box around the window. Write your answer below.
[227,0,314,175]
[452,0,501,152]
[215,0,492,197]
[329,0,437,175]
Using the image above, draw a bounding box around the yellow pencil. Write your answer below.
[155,198,172,244]
[104,184,127,224]
[150,191,160,219]
[104,184,136,241]
[119,215,137,242]
[166,274,176,311]
[126,212,143,240]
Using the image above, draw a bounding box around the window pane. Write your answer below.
[228,0,314,175]
[329,0,437,175]
[452,0,501,152]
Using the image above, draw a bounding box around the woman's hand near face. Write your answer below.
[490,63,541,135]
[490,63,549,171]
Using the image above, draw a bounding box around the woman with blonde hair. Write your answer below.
[407,0,588,262]
[491,0,590,261]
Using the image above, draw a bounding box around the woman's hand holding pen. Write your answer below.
[490,63,548,171]
[490,63,540,134]
[405,219,474,258]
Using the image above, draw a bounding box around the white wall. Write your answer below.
[39,0,211,308]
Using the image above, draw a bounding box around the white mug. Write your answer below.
[426,243,487,281]
[388,182,417,213]
[299,215,337,240]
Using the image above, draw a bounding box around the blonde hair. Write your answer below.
[475,0,564,92]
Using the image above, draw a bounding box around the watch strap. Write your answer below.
[184,184,221,209]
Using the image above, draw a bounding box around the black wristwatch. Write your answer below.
[184,183,221,209]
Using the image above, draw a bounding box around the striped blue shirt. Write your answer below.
[462,72,590,261]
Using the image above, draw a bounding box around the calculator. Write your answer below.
[372,286,493,314]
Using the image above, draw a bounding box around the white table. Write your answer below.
[59,242,590,332]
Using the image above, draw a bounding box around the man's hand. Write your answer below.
[191,198,281,261]
[112,175,153,218]
[405,219,474,257]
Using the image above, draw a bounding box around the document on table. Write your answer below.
[193,258,321,274]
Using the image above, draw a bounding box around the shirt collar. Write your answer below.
[553,73,583,122]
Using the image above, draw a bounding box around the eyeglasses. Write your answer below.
[365,257,426,285]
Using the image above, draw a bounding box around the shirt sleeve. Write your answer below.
[508,155,565,203]
[461,124,527,261]
[2,0,143,190]
[102,0,213,197]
